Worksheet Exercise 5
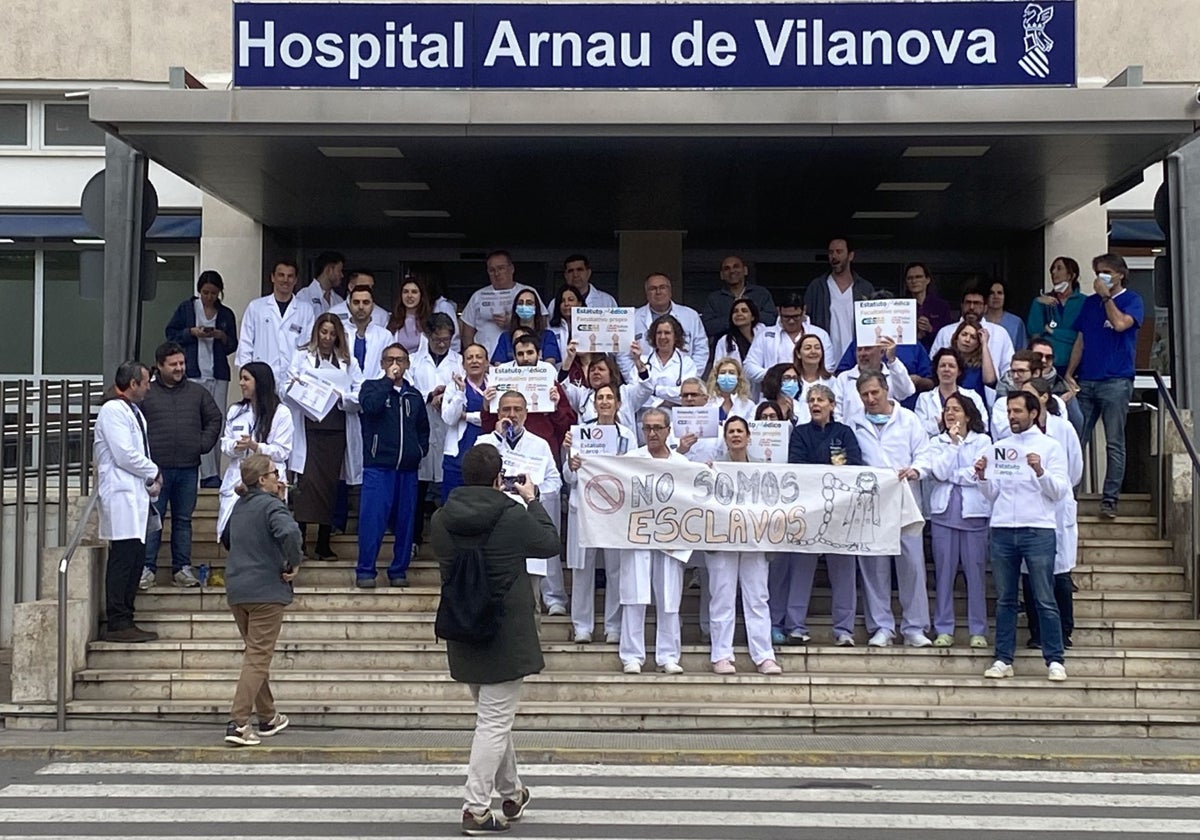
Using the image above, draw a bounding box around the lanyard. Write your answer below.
[122,399,149,456]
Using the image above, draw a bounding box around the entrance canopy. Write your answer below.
[89,86,1199,249]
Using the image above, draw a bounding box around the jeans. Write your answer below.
[991,527,1063,667]
[1076,377,1134,504]
[144,467,199,572]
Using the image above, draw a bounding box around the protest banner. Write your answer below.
[855,298,917,347]
[488,363,556,413]
[571,424,621,456]
[573,307,636,354]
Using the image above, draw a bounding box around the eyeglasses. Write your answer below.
[642,425,668,434]
[680,391,705,399]
[382,356,409,365]
[779,313,804,322]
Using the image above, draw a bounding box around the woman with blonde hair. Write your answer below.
[950,320,996,410]
[219,453,302,747]
[705,356,756,422]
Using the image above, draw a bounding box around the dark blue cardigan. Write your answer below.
[164,297,239,381]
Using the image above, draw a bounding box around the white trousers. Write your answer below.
[569,550,622,639]
[858,532,931,637]
[705,550,775,665]
[619,554,682,667]
[538,491,567,611]
[463,678,524,815]
[193,377,227,481]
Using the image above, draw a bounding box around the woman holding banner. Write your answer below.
[561,383,636,645]
[778,384,862,647]
[912,393,993,648]
[705,417,782,675]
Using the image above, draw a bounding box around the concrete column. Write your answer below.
[101,135,148,385]
[199,193,262,405]
[1167,135,1200,414]
[617,230,685,304]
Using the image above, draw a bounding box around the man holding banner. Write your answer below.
[974,391,1072,682]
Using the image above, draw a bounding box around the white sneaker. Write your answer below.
[574,631,592,644]
[984,660,1014,679]
[173,567,200,588]
[605,632,620,644]
[622,660,642,674]
[904,632,933,648]
[139,568,155,591]
[547,604,567,617]
[658,661,684,675]
[1048,662,1068,682]
[834,633,855,647]
[867,629,893,648]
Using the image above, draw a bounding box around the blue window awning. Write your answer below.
[1109,218,1165,244]
[0,213,201,239]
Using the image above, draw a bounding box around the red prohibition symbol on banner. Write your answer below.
[583,473,625,515]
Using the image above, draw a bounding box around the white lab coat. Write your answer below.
[294,280,343,316]
[836,360,918,426]
[440,374,488,459]
[460,282,544,357]
[709,394,758,423]
[236,294,316,395]
[621,303,709,379]
[1044,413,1083,573]
[852,405,931,471]
[283,349,365,481]
[990,394,1069,442]
[409,342,461,482]
[346,323,394,380]
[930,318,1015,376]
[328,300,390,333]
[913,431,993,518]
[915,388,988,438]
[743,321,837,384]
[216,401,294,536]
[639,349,699,408]
[564,378,653,434]
[94,398,160,542]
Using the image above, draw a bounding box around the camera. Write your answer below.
[501,474,527,492]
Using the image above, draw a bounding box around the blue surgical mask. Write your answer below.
[716,373,738,393]
[866,413,890,425]
[780,380,800,399]
[515,304,536,320]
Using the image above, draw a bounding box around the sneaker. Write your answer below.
[658,661,684,675]
[1064,635,1074,649]
[712,659,736,675]
[410,544,420,561]
[355,577,377,589]
[984,660,1014,679]
[904,632,933,648]
[257,712,289,737]
[139,568,155,590]
[932,633,954,648]
[757,659,783,675]
[461,809,509,835]
[173,567,200,588]
[1026,638,1041,650]
[605,632,620,644]
[224,720,260,747]
[501,788,531,822]
[547,604,567,617]
[834,633,856,647]
[1099,499,1118,519]
[969,635,989,649]
[574,631,592,644]
[867,629,893,648]
[105,626,158,643]
[622,660,642,674]
[388,575,409,588]
[771,628,787,645]
[1048,662,1068,682]
[787,630,812,645]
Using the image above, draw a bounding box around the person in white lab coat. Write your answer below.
[743,292,837,387]
[561,384,635,644]
[705,356,757,423]
[621,273,708,380]
[562,349,654,434]
[617,407,691,674]
[284,315,364,559]
[835,339,916,427]
[788,334,838,426]
[216,362,294,538]
[915,348,988,437]
[705,417,782,675]
[851,373,933,648]
[95,361,161,643]
[387,274,434,355]
[634,314,699,411]
[408,312,461,550]
[459,250,546,358]
[236,259,316,395]
[328,269,391,333]
[930,286,1015,376]
[293,250,344,316]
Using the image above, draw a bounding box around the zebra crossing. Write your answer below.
[2,761,1200,837]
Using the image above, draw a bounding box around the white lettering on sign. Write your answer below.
[485,20,651,68]
[237,18,467,75]
[752,19,995,67]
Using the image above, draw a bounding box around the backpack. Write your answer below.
[435,542,502,645]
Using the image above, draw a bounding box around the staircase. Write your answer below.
[9,490,1200,736]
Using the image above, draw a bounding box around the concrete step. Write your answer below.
[1077,539,1174,565]
[130,585,1195,620]
[1075,516,1160,541]
[134,610,1200,649]
[85,639,1200,679]
[70,667,1200,710]
[1073,564,1185,592]
[1076,494,1153,517]
[6,698,1198,737]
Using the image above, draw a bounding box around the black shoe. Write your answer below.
[224,720,261,747]
[1064,636,1074,649]
[389,575,410,588]
[355,577,377,589]
[199,477,221,489]
[106,626,158,643]
[501,788,531,821]
[315,549,339,561]
[462,809,509,835]
[1026,638,1041,650]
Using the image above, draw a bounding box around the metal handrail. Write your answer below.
[56,492,100,732]
[1140,370,1200,620]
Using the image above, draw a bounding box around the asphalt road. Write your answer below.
[1,759,1199,838]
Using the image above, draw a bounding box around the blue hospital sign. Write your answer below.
[233,1,1076,89]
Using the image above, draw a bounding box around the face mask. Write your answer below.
[716,373,738,393]
[515,304,536,320]
[1052,281,1070,294]
[866,413,890,425]
[780,380,800,399]
[1098,273,1114,290]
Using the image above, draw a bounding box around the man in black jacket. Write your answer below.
[140,341,222,589]
[433,444,561,836]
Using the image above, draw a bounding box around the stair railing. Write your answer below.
[56,492,100,731]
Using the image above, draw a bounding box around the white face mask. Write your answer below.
[1052,281,1070,294]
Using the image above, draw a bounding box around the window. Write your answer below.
[139,254,198,353]
[0,251,35,373]
[42,103,104,148]
[43,251,102,374]
[0,103,28,146]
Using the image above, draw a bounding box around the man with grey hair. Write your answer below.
[1065,253,1143,519]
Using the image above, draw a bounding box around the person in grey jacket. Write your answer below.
[431,444,562,835]
[803,237,875,361]
[219,453,302,747]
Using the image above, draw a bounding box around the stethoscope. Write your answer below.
[642,349,686,386]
